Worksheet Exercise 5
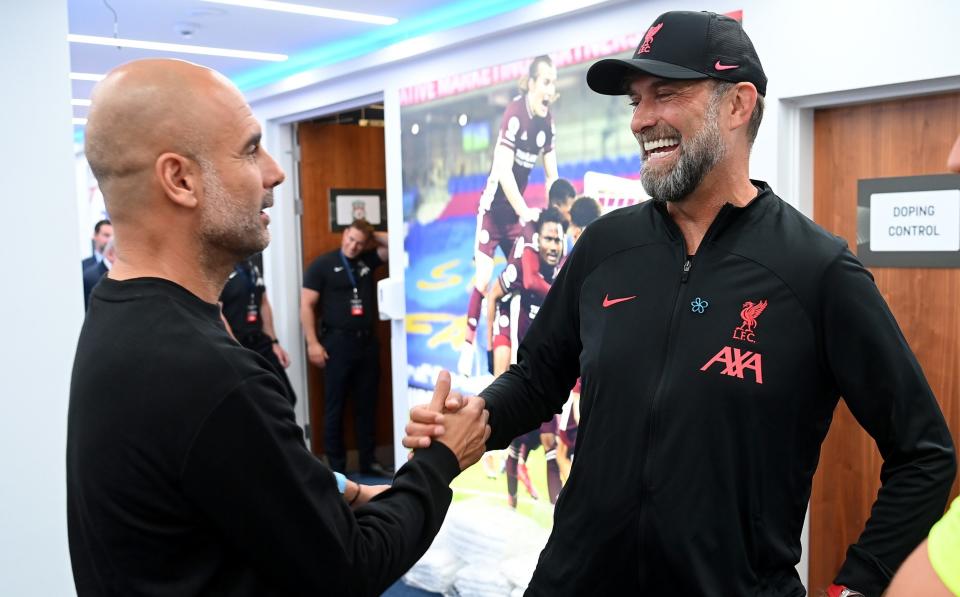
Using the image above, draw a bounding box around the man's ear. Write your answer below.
[728,82,758,135]
[155,152,200,209]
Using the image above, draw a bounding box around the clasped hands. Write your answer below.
[402,370,490,470]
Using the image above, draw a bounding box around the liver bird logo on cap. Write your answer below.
[637,23,664,54]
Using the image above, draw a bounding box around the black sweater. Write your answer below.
[68,277,459,596]
[481,182,956,597]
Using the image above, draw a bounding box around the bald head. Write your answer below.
[85,59,247,216]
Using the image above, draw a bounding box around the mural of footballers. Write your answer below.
[400,34,651,529]
[458,55,559,377]
[486,207,566,506]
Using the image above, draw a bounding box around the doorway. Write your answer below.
[807,91,960,592]
[295,103,394,471]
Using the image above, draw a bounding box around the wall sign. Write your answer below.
[856,174,960,267]
[329,188,386,232]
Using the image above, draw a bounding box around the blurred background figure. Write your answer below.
[81,219,112,271]
[219,256,296,406]
[82,239,114,309]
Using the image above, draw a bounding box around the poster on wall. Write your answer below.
[396,32,666,592]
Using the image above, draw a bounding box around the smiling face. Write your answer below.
[628,75,727,202]
[527,61,557,118]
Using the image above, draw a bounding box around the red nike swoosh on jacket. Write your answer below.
[602,294,638,308]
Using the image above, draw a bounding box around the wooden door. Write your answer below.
[297,121,393,467]
[809,92,960,592]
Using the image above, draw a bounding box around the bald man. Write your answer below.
[67,59,489,597]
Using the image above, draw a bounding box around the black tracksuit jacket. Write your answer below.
[480,181,956,597]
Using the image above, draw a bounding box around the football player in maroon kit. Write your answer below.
[486,207,565,506]
[553,195,601,482]
[458,55,559,376]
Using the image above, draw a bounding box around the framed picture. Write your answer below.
[329,188,386,232]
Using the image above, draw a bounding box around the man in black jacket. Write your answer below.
[68,58,490,597]
[406,11,956,597]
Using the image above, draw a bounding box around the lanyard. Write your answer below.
[339,251,358,289]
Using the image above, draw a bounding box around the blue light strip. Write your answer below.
[72,0,538,141]
[231,0,539,91]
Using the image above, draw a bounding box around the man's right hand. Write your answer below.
[404,370,489,470]
[307,342,329,368]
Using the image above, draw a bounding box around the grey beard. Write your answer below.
[640,113,726,203]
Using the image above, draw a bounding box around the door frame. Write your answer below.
[261,92,386,450]
[775,72,960,589]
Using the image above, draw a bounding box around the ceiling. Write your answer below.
[67,0,539,125]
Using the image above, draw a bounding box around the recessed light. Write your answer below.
[200,0,397,25]
[67,34,287,62]
[411,123,420,135]
[72,99,92,107]
[70,72,105,81]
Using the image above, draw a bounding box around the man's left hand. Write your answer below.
[272,342,290,368]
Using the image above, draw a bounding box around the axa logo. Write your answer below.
[732,299,767,343]
[637,23,663,54]
[700,346,763,384]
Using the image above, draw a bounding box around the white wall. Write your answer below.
[246,0,960,586]
[0,1,82,595]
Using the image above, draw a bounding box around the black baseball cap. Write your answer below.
[586,11,767,96]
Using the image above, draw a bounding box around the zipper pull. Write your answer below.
[681,258,691,283]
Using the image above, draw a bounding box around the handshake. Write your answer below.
[403,370,491,470]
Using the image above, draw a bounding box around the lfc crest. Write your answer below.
[732,299,767,344]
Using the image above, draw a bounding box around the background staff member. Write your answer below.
[301,219,390,475]
[219,256,296,405]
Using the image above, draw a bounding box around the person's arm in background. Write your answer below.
[371,231,388,262]
[822,249,956,596]
[260,291,290,368]
[884,540,953,596]
[300,288,328,368]
[521,246,551,299]
[886,496,960,597]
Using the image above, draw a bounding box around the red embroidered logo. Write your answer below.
[700,346,764,384]
[637,23,664,54]
[602,294,637,308]
[732,299,768,343]
[714,60,739,71]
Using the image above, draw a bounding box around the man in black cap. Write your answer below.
[405,10,956,596]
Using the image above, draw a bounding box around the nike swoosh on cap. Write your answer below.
[714,61,739,71]
[602,294,638,308]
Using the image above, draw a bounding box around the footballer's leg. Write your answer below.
[541,418,561,504]
[516,430,540,501]
[459,211,499,376]
[505,436,522,508]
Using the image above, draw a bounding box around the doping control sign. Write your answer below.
[857,174,960,267]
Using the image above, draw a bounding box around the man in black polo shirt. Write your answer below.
[220,256,296,405]
[301,219,389,475]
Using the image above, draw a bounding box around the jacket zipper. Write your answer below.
[636,203,734,575]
